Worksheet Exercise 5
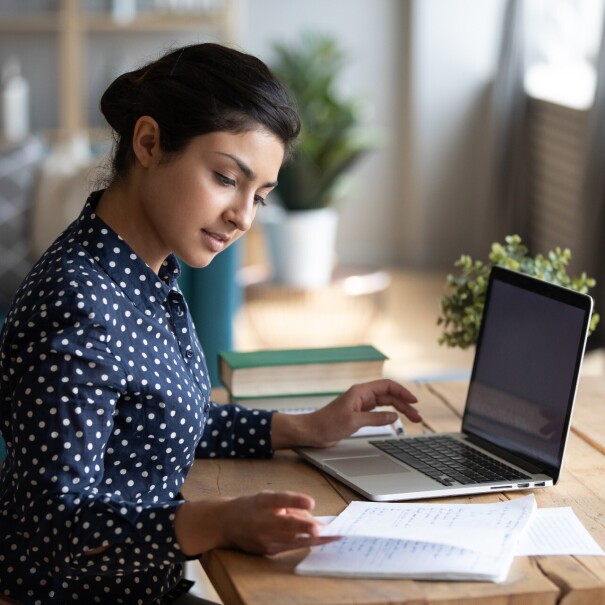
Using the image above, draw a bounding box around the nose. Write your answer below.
[224,193,256,233]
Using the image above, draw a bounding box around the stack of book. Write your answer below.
[218,344,388,412]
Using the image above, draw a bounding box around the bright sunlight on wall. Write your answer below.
[524,0,604,109]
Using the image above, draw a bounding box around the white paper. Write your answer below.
[297,495,537,581]
[318,505,605,558]
[297,535,514,581]
[515,507,604,556]
[320,495,535,554]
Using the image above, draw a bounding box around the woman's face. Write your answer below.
[136,127,285,271]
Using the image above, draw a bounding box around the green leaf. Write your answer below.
[437,235,600,348]
[271,32,378,210]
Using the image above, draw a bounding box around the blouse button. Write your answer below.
[185,349,194,359]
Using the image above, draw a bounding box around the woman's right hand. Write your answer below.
[174,491,338,556]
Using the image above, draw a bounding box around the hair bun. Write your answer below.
[100,70,141,136]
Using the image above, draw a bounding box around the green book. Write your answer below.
[218,345,387,398]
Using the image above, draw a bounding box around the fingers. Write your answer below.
[379,399,422,423]
[275,514,323,541]
[364,379,418,403]
[271,379,422,449]
[353,379,416,408]
[357,410,399,427]
[302,379,422,446]
[255,489,315,512]
[252,490,324,543]
[260,495,342,554]
[351,379,422,422]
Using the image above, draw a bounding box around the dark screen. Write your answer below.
[463,271,591,474]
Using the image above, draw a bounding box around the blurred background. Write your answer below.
[1,0,605,387]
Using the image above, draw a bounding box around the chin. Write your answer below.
[180,253,216,269]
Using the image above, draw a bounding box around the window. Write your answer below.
[523,0,605,109]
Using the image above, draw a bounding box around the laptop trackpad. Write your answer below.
[325,455,410,477]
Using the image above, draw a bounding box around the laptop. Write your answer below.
[295,266,594,501]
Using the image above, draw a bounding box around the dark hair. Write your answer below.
[100,43,301,180]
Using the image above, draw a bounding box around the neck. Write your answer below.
[96,178,166,274]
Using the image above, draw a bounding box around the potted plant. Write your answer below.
[261,32,377,288]
[437,235,600,349]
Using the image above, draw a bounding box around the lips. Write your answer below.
[201,229,230,253]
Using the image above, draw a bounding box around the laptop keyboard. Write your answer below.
[369,435,531,487]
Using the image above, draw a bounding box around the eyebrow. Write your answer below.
[216,152,278,188]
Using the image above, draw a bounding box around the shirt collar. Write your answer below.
[74,190,181,315]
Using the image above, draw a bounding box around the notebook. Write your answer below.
[295,266,594,501]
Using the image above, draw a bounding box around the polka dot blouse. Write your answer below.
[0,191,274,604]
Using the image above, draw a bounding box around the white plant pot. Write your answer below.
[260,206,339,289]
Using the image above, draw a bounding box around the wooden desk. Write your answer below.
[182,378,605,605]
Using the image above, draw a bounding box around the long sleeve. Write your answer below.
[195,402,274,459]
[2,293,188,577]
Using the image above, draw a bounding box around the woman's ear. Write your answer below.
[132,116,161,168]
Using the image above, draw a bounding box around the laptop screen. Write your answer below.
[462,267,593,480]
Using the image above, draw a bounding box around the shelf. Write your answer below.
[0,0,239,140]
[0,15,58,32]
[84,11,230,33]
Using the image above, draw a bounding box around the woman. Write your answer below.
[0,43,421,604]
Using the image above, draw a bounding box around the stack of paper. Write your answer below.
[296,495,537,582]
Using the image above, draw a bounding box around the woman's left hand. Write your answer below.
[271,379,421,449]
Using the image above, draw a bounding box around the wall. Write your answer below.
[0,0,509,269]
[244,0,508,269]
[400,0,508,267]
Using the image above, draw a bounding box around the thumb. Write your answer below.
[359,410,398,428]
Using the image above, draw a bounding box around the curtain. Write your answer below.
[580,9,605,348]
[477,0,529,251]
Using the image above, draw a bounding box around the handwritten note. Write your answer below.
[316,505,605,558]
[320,496,535,553]
[297,495,537,581]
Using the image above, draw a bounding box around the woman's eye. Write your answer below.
[215,172,236,187]
[254,195,267,207]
